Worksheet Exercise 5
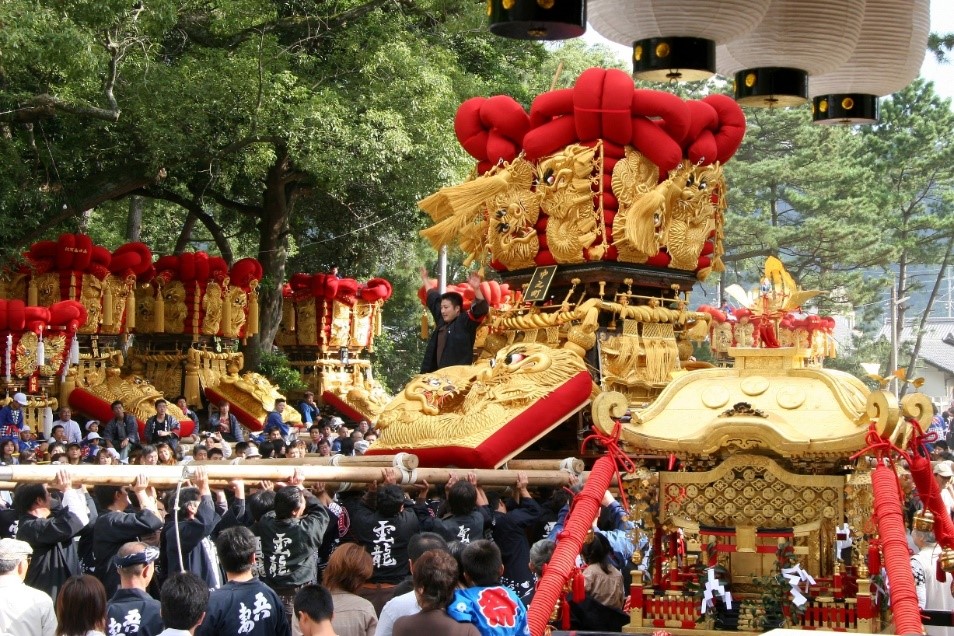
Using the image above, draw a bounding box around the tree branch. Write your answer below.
[137,187,235,264]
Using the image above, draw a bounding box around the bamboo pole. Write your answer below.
[194,453,419,470]
[0,464,583,488]
[505,458,584,474]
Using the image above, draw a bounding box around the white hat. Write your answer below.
[354,440,370,455]
[0,538,33,560]
[86,432,102,441]
[935,461,954,478]
[244,446,262,458]
[85,420,100,431]
[12,393,27,406]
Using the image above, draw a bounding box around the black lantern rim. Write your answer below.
[812,93,879,125]
[632,37,715,82]
[733,67,808,108]
[488,0,586,40]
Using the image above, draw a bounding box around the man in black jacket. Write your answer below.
[107,542,164,636]
[160,467,224,590]
[198,526,290,636]
[484,472,545,598]
[92,475,163,596]
[346,468,420,614]
[14,468,96,601]
[253,470,330,619]
[419,268,488,372]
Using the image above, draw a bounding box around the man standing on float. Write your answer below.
[419,268,487,373]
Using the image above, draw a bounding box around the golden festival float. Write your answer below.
[0,65,941,636]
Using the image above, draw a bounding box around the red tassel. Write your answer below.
[560,596,571,629]
[572,569,586,603]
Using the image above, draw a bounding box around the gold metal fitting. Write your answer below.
[913,509,935,532]
[940,548,954,573]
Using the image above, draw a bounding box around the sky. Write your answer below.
[583,2,954,102]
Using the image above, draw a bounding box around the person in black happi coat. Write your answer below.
[14,468,96,601]
[92,475,163,597]
[106,542,164,636]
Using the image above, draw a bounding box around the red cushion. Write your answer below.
[322,391,370,424]
[366,371,593,468]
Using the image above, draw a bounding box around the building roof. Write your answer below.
[919,336,954,375]
[877,317,954,375]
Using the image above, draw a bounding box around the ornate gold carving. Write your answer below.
[33,273,61,306]
[40,334,67,376]
[612,148,665,263]
[540,145,599,264]
[489,157,539,270]
[15,332,38,377]
[296,299,318,345]
[777,386,807,410]
[351,301,374,348]
[701,386,730,409]
[79,274,104,333]
[375,343,589,453]
[226,286,249,338]
[667,162,723,271]
[78,366,186,424]
[201,282,223,335]
[214,370,302,426]
[162,281,187,333]
[660,455,845,529]
[719,402,767,418]
[135,284,156,333]
[329,301,351,348]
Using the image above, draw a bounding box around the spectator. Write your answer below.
[911,528,954,636]
[83,433,103,461]
[392,550,480,636]
[0,392,29,442]
[174,396,200,430]
[293,585,336,636]
[54,408,83,445]
[581,533,624,610]
[305,426,324,453]
[56,574,108,636]
[197,526,289,636]
[0,538,57,636]
[934,461,954,519]
[264,399,291,442]
[208,402,244,443]
[331,427,349,454]
[159,573,210,636]
[376,532,450,636]
[106,542,163,636]
[15,469,95,601]
[161,467,224,590]
[0,439,18,465]
[103,401,140,463]
[321,543,377,636]
[50,424,69,447]
[346,469,420,615]
[524,540,555,606]
[299,392,320,426]
[155,443,177,466]
[92,476,163,597]
[253,471,330,619]
[139,445,158,465]
[144,399,180,452]
[447,540,528,636]
[316,441,331,457]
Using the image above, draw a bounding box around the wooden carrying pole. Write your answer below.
[194,453,420,470]
[0,463,583,489]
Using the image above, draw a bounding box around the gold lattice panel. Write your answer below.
[660,455,845,529]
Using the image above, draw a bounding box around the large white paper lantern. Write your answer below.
[588,0,771,81]
[809,0,930,124]
[718,0,866,107]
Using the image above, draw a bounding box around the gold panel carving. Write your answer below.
[79,274,104,333]
[659,455,845,530]
[201,282,223,335]
[163,281,187,333]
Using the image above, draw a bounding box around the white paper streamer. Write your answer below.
[701,567,733,613]
[37,327,45,367]
[4,334,11,381]
[835,523,852,555]
[781,564,817,607]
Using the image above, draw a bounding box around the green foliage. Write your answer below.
[257,349,307,394]
[752,540,803,630]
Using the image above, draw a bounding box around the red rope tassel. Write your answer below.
[871,462,923,635]
[908,453,954,549]
[526,455,618,636]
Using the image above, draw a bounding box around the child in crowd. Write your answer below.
[448,539,529,636]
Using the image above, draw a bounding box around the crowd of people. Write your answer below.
[0,390,650,636]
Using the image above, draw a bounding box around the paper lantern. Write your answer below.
[718,0,866,107]
[588,0,771,81]
[809,0,930,124]
[488,0,586,40]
